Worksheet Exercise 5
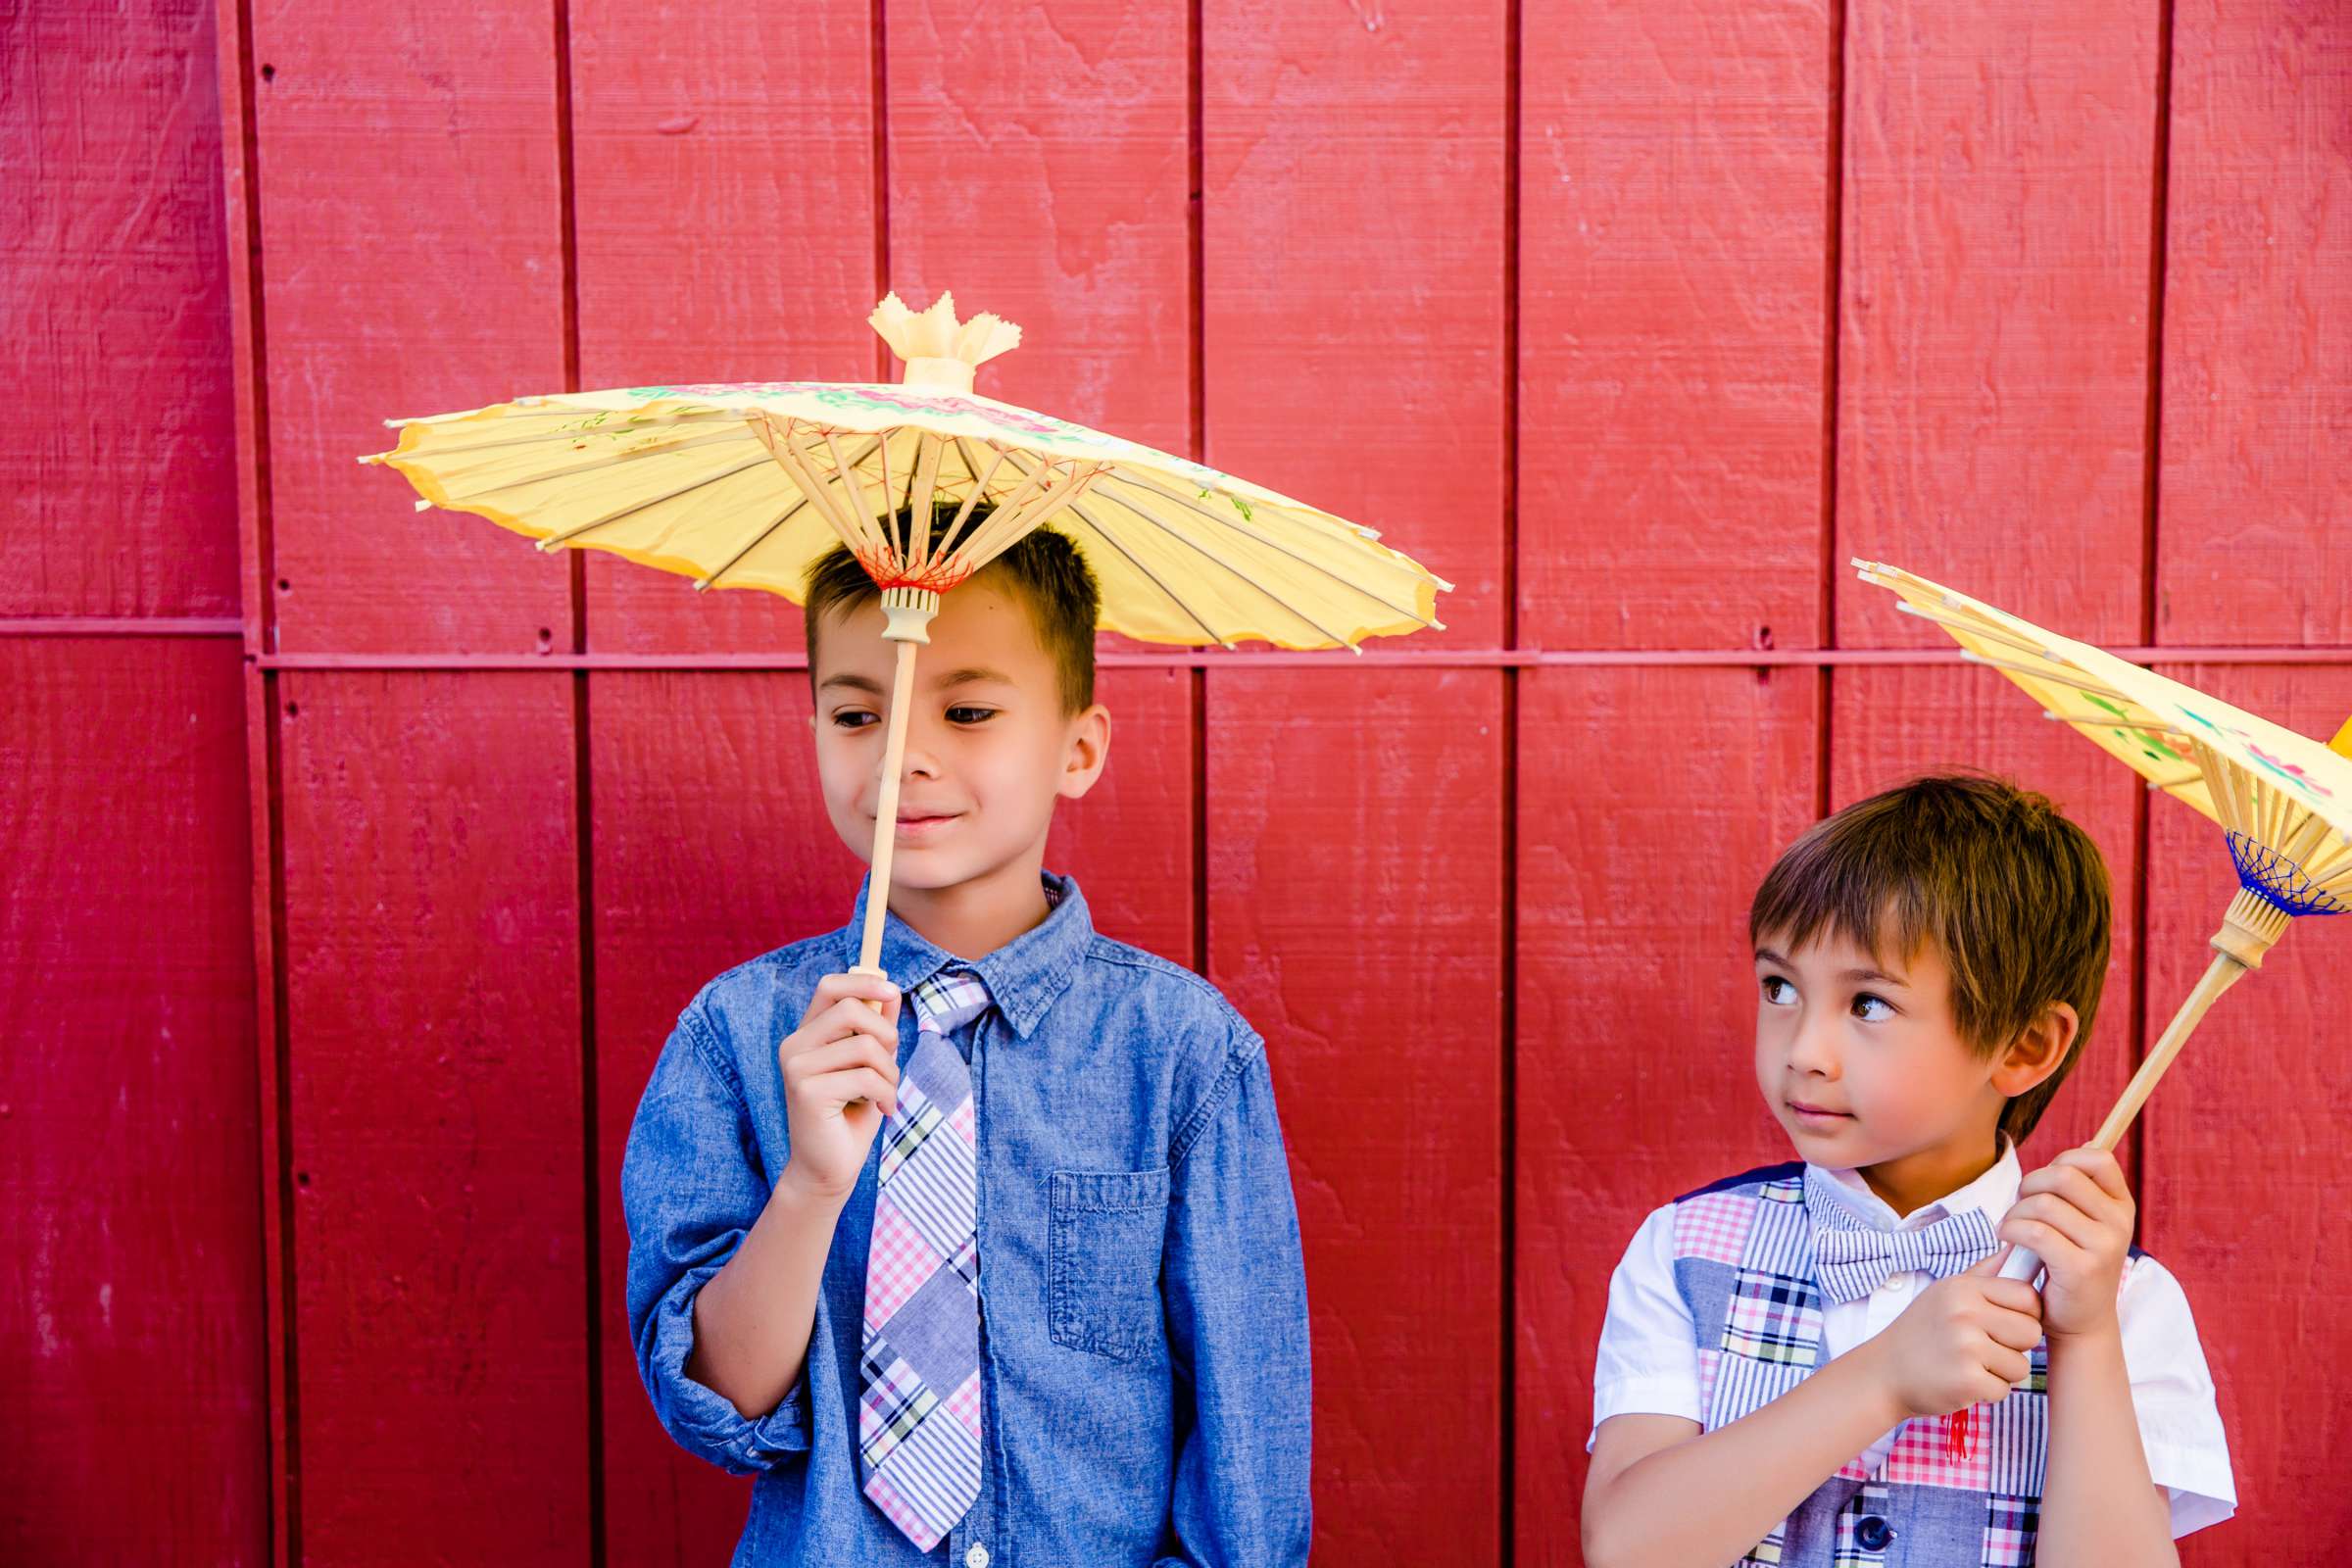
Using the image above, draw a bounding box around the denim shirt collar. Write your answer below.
[844,868,1094,1039]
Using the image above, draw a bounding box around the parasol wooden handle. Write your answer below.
[846,589,940,1023]
[853,637,927,987]
[1998,888,2288,1285]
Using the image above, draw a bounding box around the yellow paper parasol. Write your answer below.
[1853,560,2352,1285]
[365,293,1451,981]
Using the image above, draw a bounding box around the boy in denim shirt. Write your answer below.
[621,514,1312,1568]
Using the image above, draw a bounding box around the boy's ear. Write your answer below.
[1988,1000,2079,1099]
[1056,703,1111,801]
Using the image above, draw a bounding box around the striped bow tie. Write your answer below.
[1803,1167,2000,1303]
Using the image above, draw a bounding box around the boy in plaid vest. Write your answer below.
[621,516,1311,1567]
[1583,774,2233,1566]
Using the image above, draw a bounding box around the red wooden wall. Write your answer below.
[6,0,2350,1562]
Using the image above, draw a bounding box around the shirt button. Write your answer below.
[1854,1514,1895,1551]
[964,1546,991,1568]
[1876,1272,1905,1293]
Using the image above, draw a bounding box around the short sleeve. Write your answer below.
[2118,1254,2235,1538]
[1587,1203,1704,1451]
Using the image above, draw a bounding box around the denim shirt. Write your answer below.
[621,871,1312,1568]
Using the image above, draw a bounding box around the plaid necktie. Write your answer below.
[858,968,991,1550]
[1802,1166,1999,1303]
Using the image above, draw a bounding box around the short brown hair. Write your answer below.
[1748,772,2111,1145]
[802,505,1101,715]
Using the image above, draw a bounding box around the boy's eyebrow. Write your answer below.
[1751,946,1910,986]
[816,672,887,695]
[932,665,1016,689]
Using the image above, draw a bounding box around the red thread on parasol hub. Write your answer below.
[858,550,978,596]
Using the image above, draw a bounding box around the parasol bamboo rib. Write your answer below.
[1108,470,1442,629]
[695,495,813,591]
[1056,501,1235,647]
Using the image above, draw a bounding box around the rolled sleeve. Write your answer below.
[1587,1203,1704,1450]
[622,1001,811,1477]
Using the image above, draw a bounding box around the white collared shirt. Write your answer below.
[1588,1142,2237,1537]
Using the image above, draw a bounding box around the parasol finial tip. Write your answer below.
[870,290,1022,392]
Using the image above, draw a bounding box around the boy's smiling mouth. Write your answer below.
[1786,1099,1854,1123]
[892,808,964,838]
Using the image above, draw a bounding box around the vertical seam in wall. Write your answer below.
[551,0,603,1557]
[2140,0,2175,653]
[572,668,605,1566]
[223,0,295,1556]
[555,0,585,656]
[1819,0,1846,663]
[1189,0,1208,977]
[264,670,300,1567]
[1498,0,1522,1551]
[1817,0,1847,818]
[231,0,276,657]
[2131,0,2178,1229]
[872,0,892,378]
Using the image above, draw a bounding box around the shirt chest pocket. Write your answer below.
[1047,1166,1171,1361]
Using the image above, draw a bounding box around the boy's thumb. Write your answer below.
[1965,1246,2012,1277]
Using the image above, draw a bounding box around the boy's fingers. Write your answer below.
[2003,1195,2107,1255]
[2056,1147,2132,1201]
[1964,1250,2005,1277]
[802,1067,898,1116]
[1982,1278,2043,1317]
[827,995,904,1036]
[787,1038,901,1084]
[804,972,902,1025]
[1984,1304,2044,1350]
[2023,1162,2123,1220]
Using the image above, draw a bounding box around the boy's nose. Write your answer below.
[1786,1017,1840,1077]
[881,738,941,781]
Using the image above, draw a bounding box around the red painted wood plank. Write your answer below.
[2,0,240,620]
[1836,1,2161,651]
[2155,2,2352,647]
[1046,667,1198,963]
[1828,664,2143,1163]
[2142,662,2352,1565]
[569,0,879,657]
[587,669,858,1565]
[890,0,1194,664]
[214,0,298,1551]
[276,671,588,1560]
[1202,0,1509,651]
[1518,0,1833,651]
[249,1,571,653]
[587,664,1195,1556]
[887,0,1191,462]
[0,638,266,1564]
[1208,668,1505,1563]
[1513,664,1818,1566]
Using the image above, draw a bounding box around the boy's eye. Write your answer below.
[1759,975,1796,1005]
[946,706,997,724]
[832,710,879,730]
[1851,993,1894,1021]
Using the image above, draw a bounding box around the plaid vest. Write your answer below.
[1669,1163,2048,1567]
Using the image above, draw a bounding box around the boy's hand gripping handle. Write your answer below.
[1995,1244,2045,1285]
